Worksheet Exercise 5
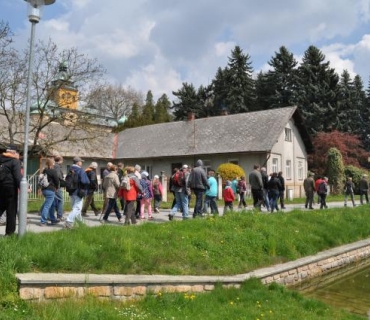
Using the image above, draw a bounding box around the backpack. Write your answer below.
[237,180,244,193]
[140,179,152,199]
[65,169,79,193]
[121,175,131,191]
[172,171,184,187]
[38,173,49,188]
[318,181,327,195]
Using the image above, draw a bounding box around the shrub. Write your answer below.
[216,163,245,183]
[327,148,345,195]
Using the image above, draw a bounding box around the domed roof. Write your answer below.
[118,115,127,125]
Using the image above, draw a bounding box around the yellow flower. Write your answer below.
[229,301,234,305]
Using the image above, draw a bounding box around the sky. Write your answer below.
[2,0,370,101]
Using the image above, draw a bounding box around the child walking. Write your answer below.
[223,180,235,213]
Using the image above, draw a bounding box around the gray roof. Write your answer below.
[116,106,312,159]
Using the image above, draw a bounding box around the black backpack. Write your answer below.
[318,181,327,195]
[65,169,79,193]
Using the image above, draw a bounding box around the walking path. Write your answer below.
[0,200,357,235]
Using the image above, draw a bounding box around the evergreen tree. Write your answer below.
[212,67,229,114]
[142,90,155,125]
[122,102,143,129]
[254,71,273,111]
[224,46,255,113]
[154,94,172,123]
[296,45,339,133]
[265,46,299,109]
[171,82,201,120]
[326,147,345,195]
[362,77,370,150]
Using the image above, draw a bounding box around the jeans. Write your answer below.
[344,193,356,206]
[41,189,57,224]
[193,188,204,216]
[170,191,189,218]
[54,188,64,218]
[268,189,280,212]
[262,189,270,210]
[67,194,83,224]
[319,194,328,209]
[204,195,219,214]
[154,194,162,210]
[102,198,122,221]
[238,192,247,208]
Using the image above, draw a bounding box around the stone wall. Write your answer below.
[17,239,370,302]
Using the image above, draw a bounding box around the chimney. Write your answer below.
[187,112,195,121]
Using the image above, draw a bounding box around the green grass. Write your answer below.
[1,205,369,319]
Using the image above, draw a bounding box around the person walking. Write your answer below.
[101,164,122,223]
[81,162,101,217]
[260,167,270,211]
[152,175,163,213]
[0,147,22,236]
[344,177,356,207]
[53,155,65,221]
[204,169,219,215]
[249,164,264,210]
[39,158,60,226]
[139,171,154,220]
[122,166,142,225]
[237,176,247,209]
[267,172,281,213]
[189,159,209,218]
[65,156,90,229]
[303,172,315,209]
[223,180,235,213]
[169,165,190,220]
[277,171,286,209]
[359,174,369,205]
[318,177,329,209]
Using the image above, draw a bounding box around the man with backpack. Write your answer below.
[189,160,209,218]
[0,147,22,236]
[65,156,90,229]
[169,164,191,220]
[81,162,101,217]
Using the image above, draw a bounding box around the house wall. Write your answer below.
[269,119,307,198]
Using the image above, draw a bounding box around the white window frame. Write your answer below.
[272,158,278,173]
[285,128,292,142]
[286,160,292,180]
[297,160,304,180]
[202,160,211,173]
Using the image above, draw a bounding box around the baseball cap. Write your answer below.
[90,162,98,169]
[73,156,84,163]
[182,164,188,169]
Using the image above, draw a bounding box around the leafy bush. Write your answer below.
[216,163,245,183]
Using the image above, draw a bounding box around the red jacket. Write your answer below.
[123,175,142,201]
[223,187,235,202]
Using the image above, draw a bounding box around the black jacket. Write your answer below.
[42,168,60,191]
[0,153,22,190]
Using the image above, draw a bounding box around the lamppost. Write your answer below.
[19,0,56,237]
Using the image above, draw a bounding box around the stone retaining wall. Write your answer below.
[17,239,370,302]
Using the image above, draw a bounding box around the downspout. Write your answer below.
[112,132,118,160]
[262,152,271,169]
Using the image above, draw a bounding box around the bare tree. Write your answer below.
[85,83,144,120]
[0,34,112,156]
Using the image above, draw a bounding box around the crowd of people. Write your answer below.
[1,147,369,234]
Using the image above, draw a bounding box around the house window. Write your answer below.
[272,158,278,173]
[202,160,211,173]
[229,159,239,165]
[285,128,292,142]
[297,160,304,180]
[286,160,292,180]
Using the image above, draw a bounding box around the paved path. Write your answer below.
[0,200,359,235]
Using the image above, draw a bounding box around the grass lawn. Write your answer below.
[1,202,368,319]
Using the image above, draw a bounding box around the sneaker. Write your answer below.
[168,214,173,221]
[48,220,60,225]
[38,223,47,227]
[57,216,66,221]
[148,216,154,220]
[94,211,101,216]
[100,219,107,224]
[65,221,73,229]
[81,213,88,217]
[140,216,146,220]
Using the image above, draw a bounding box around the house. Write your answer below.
[115,106,313,198]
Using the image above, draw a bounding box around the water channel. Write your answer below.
[294,261,370,317]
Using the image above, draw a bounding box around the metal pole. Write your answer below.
[19,20,37,237]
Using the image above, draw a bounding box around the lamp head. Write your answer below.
[24,0,56,23]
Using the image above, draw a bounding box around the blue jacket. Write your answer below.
[206,176,218,197]
[70,164,90,197]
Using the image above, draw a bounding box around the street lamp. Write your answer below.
[19,0,56,237]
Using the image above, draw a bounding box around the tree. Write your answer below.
[224,46,255,113]
[296,45,339,133]
[308,131,370,176]
[326,147,345,194]
[85,83,143,121]
[141,90,155,125]
[154,94,172,123]
[212,67,229,114]
[0,36,108,156]
[171,82,200,120]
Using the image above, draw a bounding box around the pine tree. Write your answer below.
[154,94,172,123]
[171,82,200,120]
[255,71,273,111]
[212,67,229,114]
[297,45,339,133]
[142,90,155,125]
[224,46,255,113]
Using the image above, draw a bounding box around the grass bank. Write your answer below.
[1,206,369,319]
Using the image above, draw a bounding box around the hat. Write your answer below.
[154,175,159,179]
[73,156,84,163]
[90,162,98,169]
[261,167,266,172]
[226,180,231,186]
[141,171,149,177]
[182,164,188,169]
[6,145,18,153]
